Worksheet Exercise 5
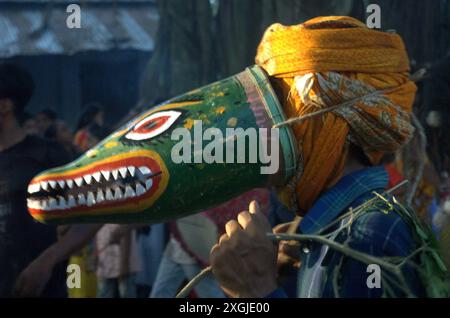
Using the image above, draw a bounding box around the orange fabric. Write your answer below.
[255,17,417,214]
[256,16,411,76]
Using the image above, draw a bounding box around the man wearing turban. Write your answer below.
[210,16,424,298]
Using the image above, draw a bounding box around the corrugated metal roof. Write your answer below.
[0,1,156,3]
[0,1,159,57]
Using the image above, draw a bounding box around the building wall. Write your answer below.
[2,49,151,129]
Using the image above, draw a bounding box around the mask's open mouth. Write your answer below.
[27,153,166,219]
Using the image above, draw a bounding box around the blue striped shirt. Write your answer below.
[269,166,423,298]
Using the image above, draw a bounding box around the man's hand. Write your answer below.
[13,254,54,297]
[210,201,278,298]
[273,222,301,282]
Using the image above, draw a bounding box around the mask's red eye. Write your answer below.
[125,110,182,141]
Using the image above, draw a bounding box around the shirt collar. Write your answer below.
[299,165,389,234]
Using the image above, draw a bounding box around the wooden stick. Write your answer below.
[175,266,212,298]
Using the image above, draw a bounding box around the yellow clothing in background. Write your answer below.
[68,245,97,298]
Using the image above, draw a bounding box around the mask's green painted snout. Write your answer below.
[27,66,297,225]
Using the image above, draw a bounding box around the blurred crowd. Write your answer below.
[1,62,449,298]
[0,62,259,298]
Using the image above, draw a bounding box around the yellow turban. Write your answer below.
[255,16,417,214]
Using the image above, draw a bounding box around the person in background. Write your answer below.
[391,133,441,226]
[0,63,69,297]
[108,223,166,298]
[134,224,166,298]
[433,171,450,270]
[86,124,109,150]
[45,118,91,301]
[74,103,105,151]
[96,224,141,298]
[64,123,109,298]
[151,190,269,298]
[44,118,81,294]
[35,109,57,137]
[0,62,102,298]
[19,112,39,136]
[433,182,450,234]
[45,119,80,160]
[149,222,222,298]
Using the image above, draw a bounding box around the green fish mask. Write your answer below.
[27,66,297,224]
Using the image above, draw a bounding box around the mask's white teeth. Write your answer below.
[119,167,128,179]
[96,190,105,203]
[57,180,66,189]
[78,194,86,205]
[128,167,136,177]
[136,183,146,196]
[27,183,41,194]
[49,198,57,209]
[41,181,49,191]
[86,192,95,207]
[41,200,49,211]
[58,197,67,209]
[124,186,136,198]
[105,188,114,200]
[67,195,76,208]
[75,177,84,187]
[101,171,111,181]
[139,166,151,175]
[84,175,93,185]
[27,199,41,210]
[29,165,154,211]
[114,187,123,200]
[92,172,102,183]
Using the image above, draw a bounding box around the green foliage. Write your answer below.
[272,190,450,298]
[392,199,450,297]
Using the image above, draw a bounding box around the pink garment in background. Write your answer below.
[96,224,141,279]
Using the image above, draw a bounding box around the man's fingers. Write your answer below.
[225,220,241,237]
[219,233,229,245]
[249,200,260,215]
[237,211,252,229]
[273,222,292,234]
[279,241,300,258]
